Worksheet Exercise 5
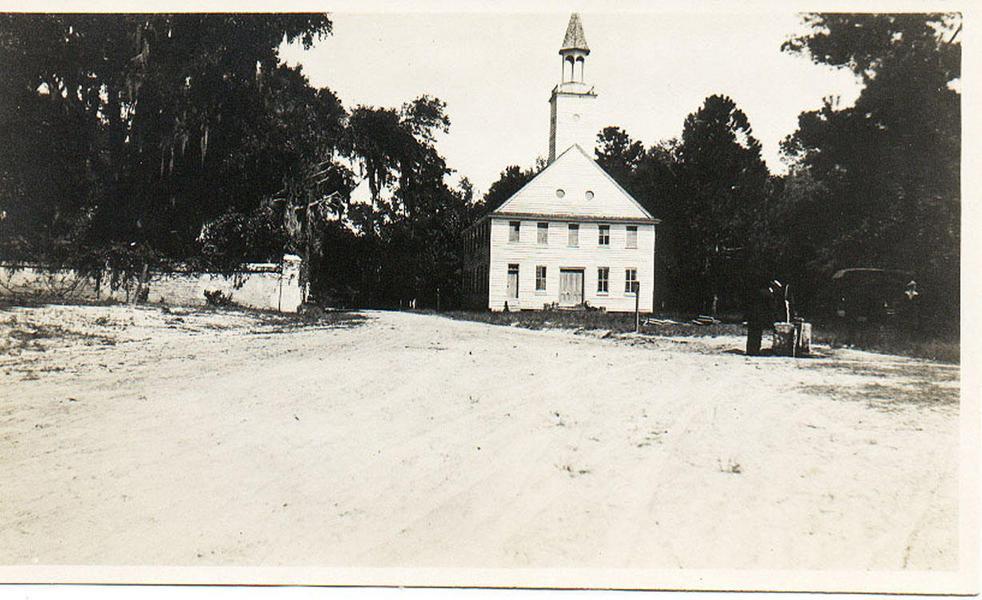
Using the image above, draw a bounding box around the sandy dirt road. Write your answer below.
[0,305,960,570]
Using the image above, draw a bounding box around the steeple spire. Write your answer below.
[548,13,597,162]
[558,13,590,85]
[560,13,590,53]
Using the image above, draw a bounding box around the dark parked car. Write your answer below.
[830,268,919,323]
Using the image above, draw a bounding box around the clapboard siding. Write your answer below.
[487,217,655,312]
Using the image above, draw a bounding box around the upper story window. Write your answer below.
[568,223,579,247]
[585,191,595,201]
[598,224,610,246]
[509,221,520,243]
[555,189,566,198]
[537,222,549,245]
[626,225,638,249]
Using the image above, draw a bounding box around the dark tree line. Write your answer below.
[0,14,336,271]
[591,94,774,314]
[1,13,960,320]
[485,13,958,327]
[781,13,960,328]
[312,96,478,308]
[0,14,477,308]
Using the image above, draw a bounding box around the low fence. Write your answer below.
[0,254,304,313]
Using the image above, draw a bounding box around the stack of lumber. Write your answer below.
[690,315,721,325]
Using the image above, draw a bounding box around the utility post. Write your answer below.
[304,191,313,303]
[300,192,320,304]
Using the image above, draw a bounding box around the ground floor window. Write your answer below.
[535,266,547,291]
[625,268,638,294]
[597,267,609,293]
[508,264,519,298]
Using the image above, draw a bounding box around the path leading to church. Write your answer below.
[0,305,959,574]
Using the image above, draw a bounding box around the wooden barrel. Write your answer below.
[795,321,812,355]
[772,322,795,356]
[773,321,812,356]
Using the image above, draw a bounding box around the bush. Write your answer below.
[203,289,234,307]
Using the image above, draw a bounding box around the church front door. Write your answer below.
[559,269,584,305]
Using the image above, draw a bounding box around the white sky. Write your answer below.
[280,10,865,196]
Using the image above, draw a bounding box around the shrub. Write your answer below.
[203,289,234,307]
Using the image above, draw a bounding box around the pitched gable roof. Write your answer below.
[492,145,657,223]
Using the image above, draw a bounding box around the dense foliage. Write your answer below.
[577,13,960,328]
[781,13,960,326]
[591,97,771,313]
[0,14,337,272]
[1,13,960,320]
[309,96,478,307]
[0,14,477,308]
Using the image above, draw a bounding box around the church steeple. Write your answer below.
[548,13,598,163]
[559,13,590,83]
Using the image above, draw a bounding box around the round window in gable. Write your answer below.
[585,190,595,200]
[556,189,565,198]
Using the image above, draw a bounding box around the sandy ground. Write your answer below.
[0,304,960,570]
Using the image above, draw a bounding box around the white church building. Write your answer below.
[462,13,659,312]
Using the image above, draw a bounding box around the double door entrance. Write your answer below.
[559,268,584,305]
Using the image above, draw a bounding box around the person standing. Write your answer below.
[746,280,780,356]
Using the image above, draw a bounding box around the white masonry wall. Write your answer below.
[488,217,655,313]
[0,255,304,313]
